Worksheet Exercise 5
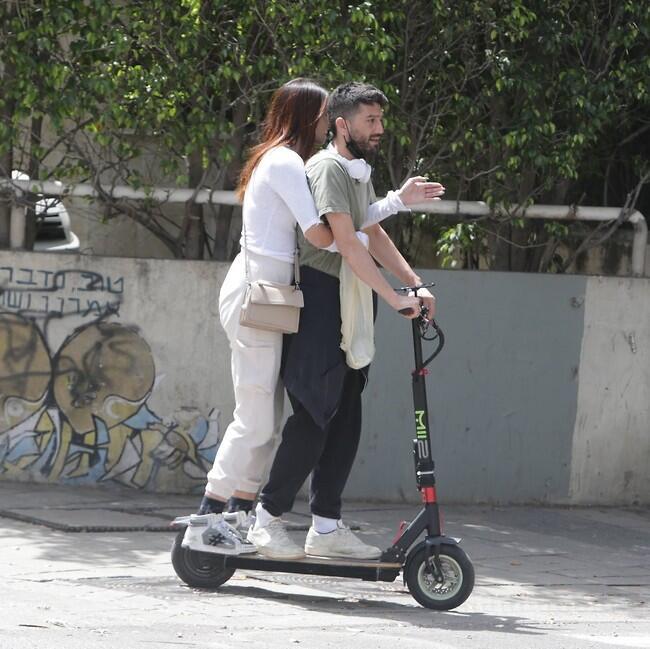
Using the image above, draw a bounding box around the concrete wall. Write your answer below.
[0,250,648,504]
[568,277,650,504]
[0,250,231,493]
[352,270,586,505]
[354,270,650,506]
[67,197,177,259]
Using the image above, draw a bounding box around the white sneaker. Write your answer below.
[181,513,257,555]
[247,518,305,560]
[304,521,382,559]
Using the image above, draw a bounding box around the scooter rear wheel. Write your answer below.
[405,543,474,610]
[171,529,236,589]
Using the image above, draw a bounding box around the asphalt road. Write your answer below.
[1,482,649,649]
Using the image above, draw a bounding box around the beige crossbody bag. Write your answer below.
[239,221,304,334]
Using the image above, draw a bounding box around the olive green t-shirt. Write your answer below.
[299,150,376,278]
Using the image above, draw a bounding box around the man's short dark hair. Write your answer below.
[328,82,388,135]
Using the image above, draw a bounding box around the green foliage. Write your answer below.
[1,0,648,265]
[371,0,649,270]
[438,222,482,269]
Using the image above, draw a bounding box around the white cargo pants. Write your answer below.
[205,250,292,498]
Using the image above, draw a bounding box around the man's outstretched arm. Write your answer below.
[364,176,445,228]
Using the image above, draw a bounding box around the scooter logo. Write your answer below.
[415,410,427,438]
[415,410,429,460]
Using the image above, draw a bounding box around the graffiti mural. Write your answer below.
[0,264,220,492]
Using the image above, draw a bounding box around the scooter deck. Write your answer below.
[199,551,403,582]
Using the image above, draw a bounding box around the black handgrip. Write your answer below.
[400,298,425,317]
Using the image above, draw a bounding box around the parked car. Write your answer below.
[11,170,80,252]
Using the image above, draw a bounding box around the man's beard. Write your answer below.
[345,133,381,160]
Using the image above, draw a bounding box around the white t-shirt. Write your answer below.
[240,146,320,264]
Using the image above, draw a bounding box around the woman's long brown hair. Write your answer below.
[236,78,328,200]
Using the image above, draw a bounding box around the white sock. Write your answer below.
[254,503,276,530]
[312,514,339,534]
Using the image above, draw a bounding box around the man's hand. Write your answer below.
[397,176,445,207]
[411,286,436,319]
[393,294,422,319]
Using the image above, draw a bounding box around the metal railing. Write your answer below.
[2,178,647,276]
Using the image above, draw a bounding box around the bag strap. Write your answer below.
[294,225,301,289]
[242,214,252,285]
[241,216,300,289]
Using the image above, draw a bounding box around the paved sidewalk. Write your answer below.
[1,481,649,649]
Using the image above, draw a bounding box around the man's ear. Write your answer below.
[334,116,348,137]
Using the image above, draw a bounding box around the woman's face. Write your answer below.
[314,105,329,146]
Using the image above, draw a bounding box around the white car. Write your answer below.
[11,171,80,252]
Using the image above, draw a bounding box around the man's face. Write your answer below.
[344,102,385,156]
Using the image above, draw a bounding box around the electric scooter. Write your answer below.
[170,283,474,610]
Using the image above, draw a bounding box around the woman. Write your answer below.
[182,79,334,555]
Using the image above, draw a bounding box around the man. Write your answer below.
[248,82,442,559]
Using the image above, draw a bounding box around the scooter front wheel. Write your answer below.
[405,543,474,610]
[171,529,236,589]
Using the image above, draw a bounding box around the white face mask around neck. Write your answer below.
[327,143,372,183]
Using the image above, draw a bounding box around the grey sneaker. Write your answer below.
[223,510,255,533]
[247,518,305,560]
[304,521,382,559]
[181,513,257,555]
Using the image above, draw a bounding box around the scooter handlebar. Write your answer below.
[394,283,444,364]
[396,283,435,319]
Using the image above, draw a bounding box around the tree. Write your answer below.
[1,1,648,268]
[370,1,650,272]
[1,0,393,259]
